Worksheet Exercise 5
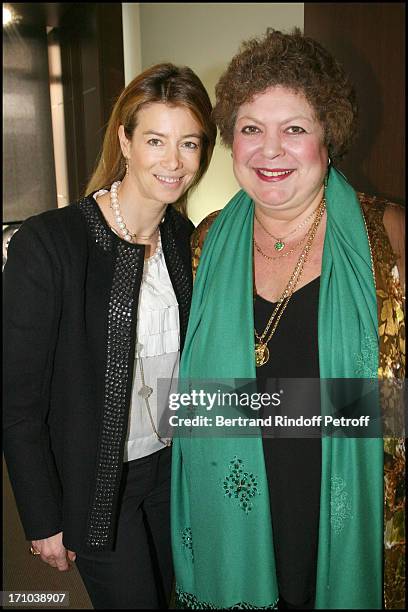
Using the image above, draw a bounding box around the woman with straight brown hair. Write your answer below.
[4,62,216,609]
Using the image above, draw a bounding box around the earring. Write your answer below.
[324,156,331,188]
[125,158,129,177]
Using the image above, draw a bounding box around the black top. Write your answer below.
[3,196,194,553]
[254,277,321,609]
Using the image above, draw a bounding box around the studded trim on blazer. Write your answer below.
[76,196,192,549]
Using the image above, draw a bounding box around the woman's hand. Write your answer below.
[31,532,76,571]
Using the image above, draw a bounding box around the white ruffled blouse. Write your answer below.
[125,233,179,461]
[93,191,180,461]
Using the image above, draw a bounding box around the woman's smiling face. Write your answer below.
[232,86,328,214]
[119,102,202,206]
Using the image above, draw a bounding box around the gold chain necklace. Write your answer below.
[254,197,326,367]
[255,202,319,252]
[254,232,308,260]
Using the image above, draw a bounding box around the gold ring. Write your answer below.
[29,546,41,556]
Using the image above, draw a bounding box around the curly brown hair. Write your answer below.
[213,28,358,161]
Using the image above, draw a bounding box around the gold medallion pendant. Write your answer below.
[253,196,326,370]
[255,342,269,367]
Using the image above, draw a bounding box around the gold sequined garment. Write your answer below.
[361,193,405,610]
[192,194,405,609]
[191,210,220,280]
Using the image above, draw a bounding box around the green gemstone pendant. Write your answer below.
[274,240,285,251]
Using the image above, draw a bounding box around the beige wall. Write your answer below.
[124,3,304,224]
[122,3,142,85]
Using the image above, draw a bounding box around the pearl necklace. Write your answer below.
[110,181,159,242]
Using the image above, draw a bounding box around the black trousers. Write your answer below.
[278,595,315,609]
[76,446,173,609]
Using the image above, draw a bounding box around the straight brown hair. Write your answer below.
[86,63,216,217]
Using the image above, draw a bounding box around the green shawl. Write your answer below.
[171,167,383,609]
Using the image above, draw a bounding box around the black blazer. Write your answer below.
[3,195,194,553]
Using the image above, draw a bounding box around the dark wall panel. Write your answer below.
[3,25,58,222]
[304,2,405,203]
[59,3,124,200]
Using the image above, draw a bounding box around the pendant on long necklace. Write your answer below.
[138,385,153,399]
[255,342,270,367]
[274,240,285,251]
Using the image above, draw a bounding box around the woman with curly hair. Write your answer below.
[171,29,405,609]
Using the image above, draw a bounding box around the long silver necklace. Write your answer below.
[110,179,169,444]
[135,245,171,447]
[137,352,171,447]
